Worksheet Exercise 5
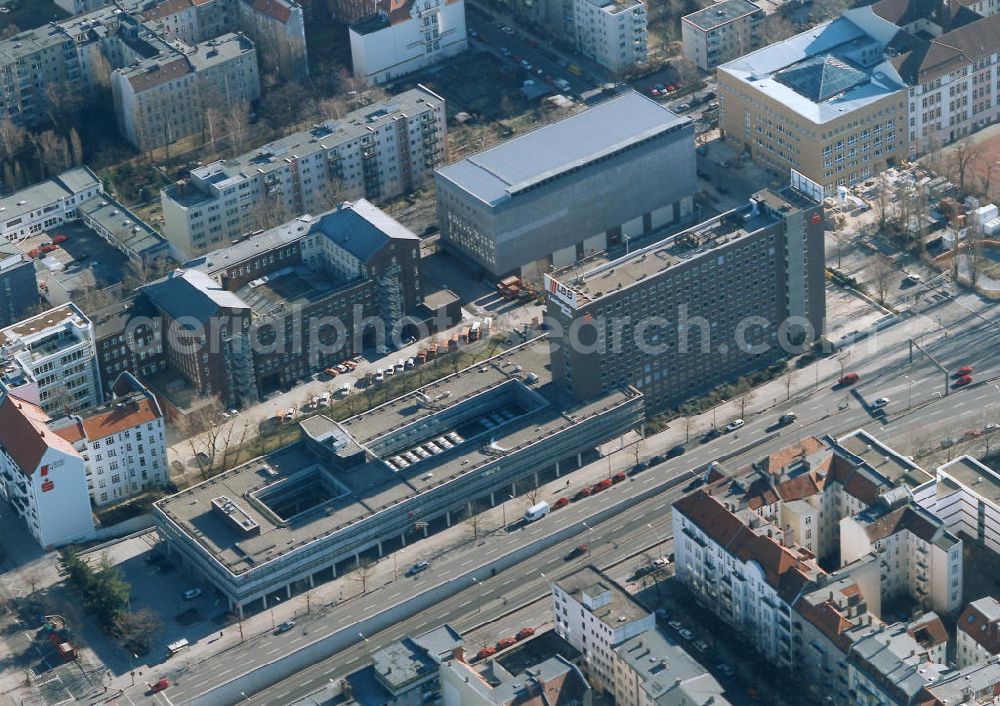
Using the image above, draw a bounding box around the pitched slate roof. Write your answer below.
[142,269,249,325]
[314,199,419,263]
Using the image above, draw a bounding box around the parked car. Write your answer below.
[553,497,570,509]
[477,646,496,660]
[668,620,683,631]
[628,460,649,476]
[717,663,735,678]
[777,413,797,425]
[406,561,430,577]
[679,628,695,640]
[611,472,627,484]
[516,627,535,641]
[725,418,744,432]
[694,639,710,653]
[520,59,532,70]
[699,428,720,444]
[649,454,665,466]
[592,479,613,493]
[274,621,296,635]
[148,679,169,694]
[182,588,201,600]
[574,487,592,500]
[667,444,686,458]
[871,397,890,409]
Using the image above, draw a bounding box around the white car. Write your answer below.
[679,628,695,640]
[182,588,202,600]
[872,397,890,409]
[374,369,385,383]
[725,419,744,432]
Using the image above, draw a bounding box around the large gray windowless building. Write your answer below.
[545,187,825,416]
[434,91,696,279]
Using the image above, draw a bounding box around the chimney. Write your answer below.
[452,646,466,663]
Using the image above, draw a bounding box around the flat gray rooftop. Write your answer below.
[683,0,760,31]
[938,456,1000,505]
[435,91,689,207]
[837,430,933,488]
[555,565,650,627]
[156,339,639,574]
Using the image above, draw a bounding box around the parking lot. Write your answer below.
[14,221,130,306]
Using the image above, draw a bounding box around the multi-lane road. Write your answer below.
[149,287,1000,705]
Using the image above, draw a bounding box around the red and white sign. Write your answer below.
[543,274,578,308]
[41,479,54,493]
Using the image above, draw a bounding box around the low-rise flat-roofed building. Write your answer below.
[153,338,644,612]
[681,0,763,71]
[922,658,1000,706]
[0,168,102,244]
[439,650,591,706]
[435,91,695,279]
[717,16,908,195]
[161,87,446,258]
[545,187,825,416]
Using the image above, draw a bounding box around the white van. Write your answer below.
[339,383,351,397]
[523,501,550,523]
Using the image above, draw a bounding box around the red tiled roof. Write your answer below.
[675,490,821,601]
[864,506,939,543]
[795,597,855,651]
[0,394,78,475]
[80,399,161,442]
[765,437,825,474]
[142,0,194,21]
[247,0,292,22]
[745,477,779,510]
[909,614,948,649]
[958,598,1000,654]
[778,469,826,502]
[53,421,86,444]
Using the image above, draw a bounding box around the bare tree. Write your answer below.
[965,232,985,287]
[980,158,997,202]
[870,254,895,306]
[875,173,891,231]
[832,227,851,269]
[738,390,754,419]
[949,140,976,193]
[784,368,794,401]
[68,128,83,167]
[222,104,251,155]
[351,559,375,594]
[203,107,224,155]
[673,58,702,89]
[0,115,26,161]
[35,131,71,177]
[466,511,482,541]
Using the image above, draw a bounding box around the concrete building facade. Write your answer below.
[153,339,644,615]
[681,0,763,71]
[349,0,468,86]
[435,91,695,279]
[572,0,647,74]
[0,168,102,244]
[913,456,1000,556]
[0,246,40,329]
[551,566,656,689]
[544,187,825,416]
[161,87,446,257]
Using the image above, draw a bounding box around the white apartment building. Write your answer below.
[112,33,261,151]
[349,0,468,86]
[681,0,763,71]
[0,304,102,415]
[913,456,1000,556]
[0,168,102,244]
[672,489,823,670]
[572,0,647,74]
[0,392,95,548]
[957,598,1000,668]
[50,374,167,506]
[840,493,964,616]
[160,86,446,257]
[551,566,655,690]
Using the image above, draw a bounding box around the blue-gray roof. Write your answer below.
[314,198,418,262]
[683,0,760,31]
[435,91,690,207]
[142,269,248,326]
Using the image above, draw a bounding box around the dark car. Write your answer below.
[667,445,686,458]
[406,561,430,577]
[649,454,665,466]
[627,460,649,476]
[778,413,798,425]
[274,621,296,635]
[566,544,588,560]
[699,428,720,444]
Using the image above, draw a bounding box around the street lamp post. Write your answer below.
[582,521,593,556]
[647,523,663,559]
[270,596,281,630]
[904,374,914,409]
[472,577,483,612]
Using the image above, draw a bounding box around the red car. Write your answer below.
[953,375,972,388]
[650,88,660,97]
[148,679,169,694]
[565,544,588,559]
[611,472,627,484]
[516,627,535,641]
[953,366,973,378]
[574,487,592,500]
[497,637,517,650]
[837,372,859,386]
[553,497,569,510]
[592,479,613,493]
[52,234,68,244]
[476,646,496,660]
